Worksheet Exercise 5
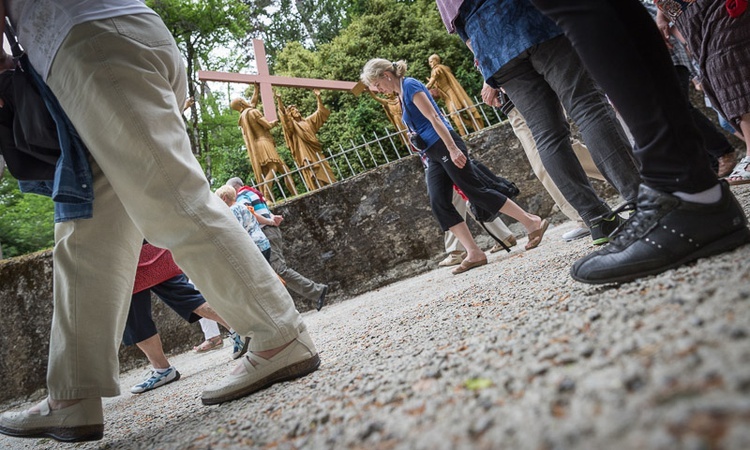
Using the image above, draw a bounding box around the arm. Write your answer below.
[248,206,276,226]
[367,89,388,105]
[249,82,260,108]
[411,90,466,168]
[655,10,673,50]
[481,83,502,107]
[314,89,329,115]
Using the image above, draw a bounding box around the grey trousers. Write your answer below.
[495,35,642,225]
[264,226,326,302]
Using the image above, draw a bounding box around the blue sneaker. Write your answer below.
[230,331,250,360]
[130,367,180,394]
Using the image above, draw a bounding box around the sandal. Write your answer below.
[525,219,549,250]
[726,156,750,185]
[717,152,737,178]
[451,257,488,275]
[193,335,223,353]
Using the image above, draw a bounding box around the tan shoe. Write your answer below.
[0,398,103,442]
[438,251,466,267]
[490,235,517,253]
[201,329,320,405]
[193,335,224,353]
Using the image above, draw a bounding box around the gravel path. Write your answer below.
[2,185,750,450]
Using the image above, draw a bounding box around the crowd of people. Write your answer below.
[0,0,748,443]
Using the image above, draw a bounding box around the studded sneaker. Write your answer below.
[571,181,750,284]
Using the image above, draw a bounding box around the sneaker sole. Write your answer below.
[202,354,320,406]
[572,227,750,284]
[131,370,181,394]
[591,236,610,245]
[0,424,104,442]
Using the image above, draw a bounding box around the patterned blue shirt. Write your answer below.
[437,0,562,86]
[230,203,270,252]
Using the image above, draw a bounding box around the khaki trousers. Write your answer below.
[45,14,303,399]
[507,108,604,226]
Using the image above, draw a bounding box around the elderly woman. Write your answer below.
[360,59,548,274]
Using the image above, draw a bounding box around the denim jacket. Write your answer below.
[441,0,562,87]
[17,59,93,223]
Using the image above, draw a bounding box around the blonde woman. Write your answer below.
[360,59,548,274]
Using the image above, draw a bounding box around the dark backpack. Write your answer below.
[0,21,60,181]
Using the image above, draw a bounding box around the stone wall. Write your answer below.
[0,120,618,403]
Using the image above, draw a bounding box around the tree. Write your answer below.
[272,0,482,163]
[0,174,54,258]
[147,0,254,177]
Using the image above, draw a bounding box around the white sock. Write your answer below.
[673,184,722,204]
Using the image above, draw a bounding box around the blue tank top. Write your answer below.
[400,77,453,148]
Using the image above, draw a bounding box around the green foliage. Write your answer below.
[0,175,55,258]
[272,0,483,157]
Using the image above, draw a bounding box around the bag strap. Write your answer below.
[478,221,511,253]
[3,18,23,59]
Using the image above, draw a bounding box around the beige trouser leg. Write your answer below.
[45,14,303,399]
[445,190,513,253]
[508,108,603,226]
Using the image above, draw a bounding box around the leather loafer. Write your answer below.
[0,397,104,442]
[202,328,320,405]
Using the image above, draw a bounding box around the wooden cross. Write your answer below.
[198,39,365,122]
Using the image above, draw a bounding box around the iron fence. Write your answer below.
[251,98,508,204]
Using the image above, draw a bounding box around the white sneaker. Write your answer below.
[130,366,180,394]
[438,252,466,267]
[561,227,591,241]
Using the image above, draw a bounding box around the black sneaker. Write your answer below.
[571,181,750,284]
[589,212,625,245]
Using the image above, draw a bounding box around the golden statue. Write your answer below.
[276,89,337,191]
[425,54,485,135]
[230,83,298,200]
[367,89,409,148]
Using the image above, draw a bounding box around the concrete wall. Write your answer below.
[0,121,617,403]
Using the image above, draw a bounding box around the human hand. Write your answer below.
[481,83,502,107]
[272,214,284,226]
[655,11,673,50]
[450,148,466,169]
[313,89,321,96]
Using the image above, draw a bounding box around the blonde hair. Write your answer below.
[360,59,408,87]
[215,185,237,206]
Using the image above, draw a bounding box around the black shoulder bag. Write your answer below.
[467,159,521,253]
[0,19,60,180]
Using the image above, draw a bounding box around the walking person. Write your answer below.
[0,1,319,442]
[361,59,549,274]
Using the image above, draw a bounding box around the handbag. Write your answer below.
[0,19,60,180]
[468,159,521,223]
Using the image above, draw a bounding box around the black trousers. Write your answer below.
[529,0,718,194]
[425,130,507,231]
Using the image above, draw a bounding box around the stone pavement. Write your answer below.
[2,185,750,450]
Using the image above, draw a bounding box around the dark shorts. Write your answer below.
[122,273,206,346]
[678,0,750,124]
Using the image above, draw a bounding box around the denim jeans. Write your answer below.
[493,35,642,225]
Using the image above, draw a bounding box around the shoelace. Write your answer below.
[604,198,665,249]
